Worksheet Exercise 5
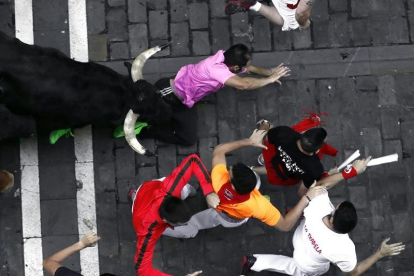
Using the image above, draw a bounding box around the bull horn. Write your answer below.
[124,110,155,156]
[131,43,171,82]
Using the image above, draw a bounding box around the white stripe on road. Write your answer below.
[16,0,43,275]
[68,0,100,275]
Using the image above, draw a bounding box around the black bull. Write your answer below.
[0,31,172,140]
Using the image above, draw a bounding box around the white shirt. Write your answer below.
[292,194,357,274]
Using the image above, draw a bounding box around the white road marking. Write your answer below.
[16,0,43,274]
[68,0,100,275]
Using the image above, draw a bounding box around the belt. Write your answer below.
[169,79,184,102]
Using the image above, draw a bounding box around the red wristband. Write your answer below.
[341,166,358,179]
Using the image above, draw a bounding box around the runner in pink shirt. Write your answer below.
[138,44,290,146]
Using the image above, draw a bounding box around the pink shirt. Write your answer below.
[173,50,236,108]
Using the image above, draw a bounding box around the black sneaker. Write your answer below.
[225,0,258,15]
[241,255,257,275]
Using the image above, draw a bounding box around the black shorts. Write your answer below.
[54,267,83,276]
[154,77,187,113]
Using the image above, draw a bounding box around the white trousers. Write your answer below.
[272,0,300,31]
[251,254,329,276]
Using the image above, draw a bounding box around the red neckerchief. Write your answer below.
[217,182,250,204]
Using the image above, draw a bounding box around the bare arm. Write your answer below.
[245,65,272,76]
[224,64,290,90]
[344,238,405,276]
[43,232,100,276]
[212,130,267,168]
[274,182,327,231]
[317,157,372,189]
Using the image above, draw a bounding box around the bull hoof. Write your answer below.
[144,150,157,157]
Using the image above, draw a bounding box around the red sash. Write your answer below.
[217,182,250,204]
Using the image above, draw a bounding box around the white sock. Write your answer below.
[250,2,262,11]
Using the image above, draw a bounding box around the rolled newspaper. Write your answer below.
[338,150,360,171]
[367,153,398,166]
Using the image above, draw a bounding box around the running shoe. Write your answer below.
[225,0,257,15]
[257,153,264,166]
[241,254,257,275]
[49,128,74,144]
[113,121,148,138]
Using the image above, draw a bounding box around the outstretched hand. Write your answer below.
[378,238,405,258]
[352,156,372,174]
[80,232,100,248]
[305,181,327,201]
[249,129,268,149]
[185,270,202,276]
[269,63,290,85]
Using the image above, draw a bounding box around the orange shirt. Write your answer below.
[211,164,281,226]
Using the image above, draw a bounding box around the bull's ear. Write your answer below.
[124,62,133,78]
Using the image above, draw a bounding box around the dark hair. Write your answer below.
[300,128,327,153]
[158,196,192,224]
[101,274,117,276]
[333,201,358,234]
[223,44,251,68]
[231,163,257,195]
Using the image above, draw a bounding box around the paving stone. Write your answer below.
[171,22,190,56]
[199,137,217,171]
[42,236,81,272]
[338,77,357,114]
[192,31,211,56]
[86,1,106,34]
[357,92,380,127]
[257,85,278,117]
[128,0,147,23]
[0,4,14,36]
[34,30,70,57]
[117,204,137,276]
[341,112,362,149]
[370,199,393,230]
[238,101,257,138]
[88,34,108,61]
[115,147,136,179]
[147,0,167,10]
[189,3,208,29]
[310,0,329,22]
[210,0,226,18]
[356,76,378,93]
[211,19,231,52]
[369,14,390,45]
[362,128,383,157]
[107,8,127,42]
[409,11,414,44]
[392,213,412,242]
[157,144,177,177]
[33,0,68,31]
[329,0,348,12]
[163,237,185,267]
[395,75,414,113]
[351,218,371,242]
[197,104,217,138]
[278,80,296,104]
[348,186,368,209]
[108,0,125,7]
[380,107,400,140]
[170,0,188,22]
[296,79,318,109]
[389,192,408,213]
[252,17,271,52]
[273,27,292,51]
[39,163,76,200]
[350,18,371,46]
[401,121,414,157]
[292,28,312,49]
[351,0,370,18]
[312,21,333,49]
[376,260,395,276]
[217,87,237,118]
[41,199,78,236]
[150,39,171,57]
[110,42,129,60]
[389,17,410,44]
[231,12,250,39]
[129,24,148,57]
[378,75,397,106]
[317,79,342,135]
[218,118,238,144]
[331,13,350,47]
[136,166,158,184]
[149,10,168,39]
[95,162,116,191]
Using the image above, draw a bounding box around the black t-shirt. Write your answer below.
[267,126,324,188]
[55,267,83,276]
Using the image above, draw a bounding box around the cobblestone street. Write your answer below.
[0,0,414,276]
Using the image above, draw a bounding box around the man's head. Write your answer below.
[159,196,192,226]
[229,163,257,195]
[332,201,358,234]
[224,44,252,73]
[300,128,327,153]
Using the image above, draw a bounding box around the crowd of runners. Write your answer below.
[1,0,406,276]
